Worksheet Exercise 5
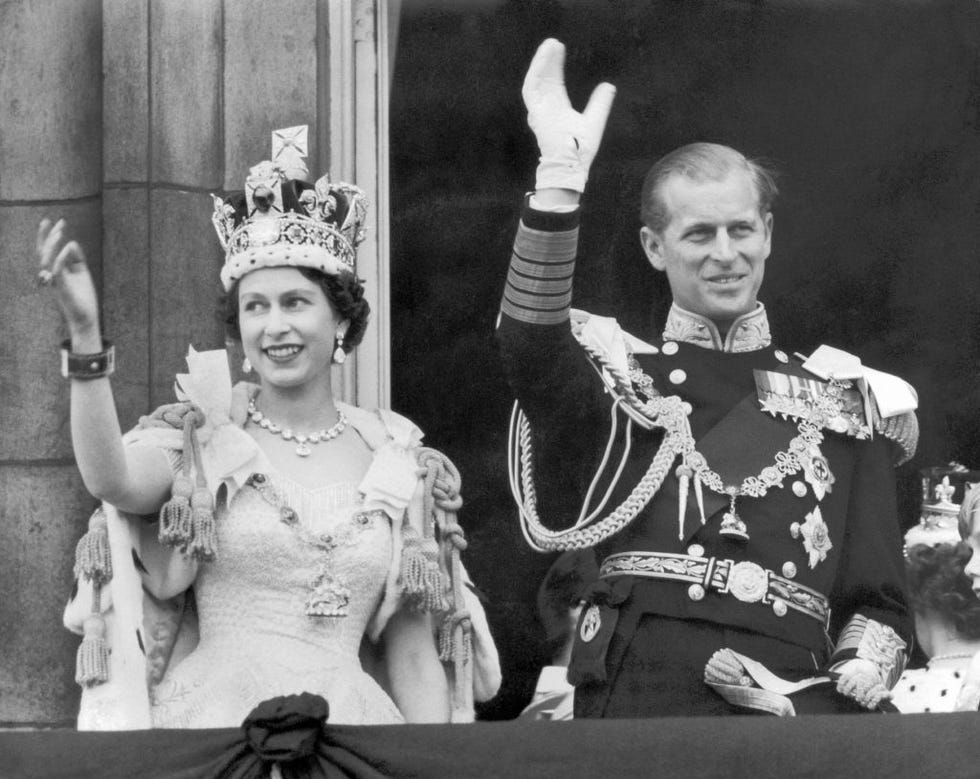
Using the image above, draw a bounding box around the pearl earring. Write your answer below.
[242,357,253,374]
[333,333,346,365]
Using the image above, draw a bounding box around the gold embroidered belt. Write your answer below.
[599,551,830,625]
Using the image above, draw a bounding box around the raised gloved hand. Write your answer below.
[522,38,616,193]
[834,657,892,710]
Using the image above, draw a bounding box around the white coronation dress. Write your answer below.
[150,469,404,727]
[65,348,500,730]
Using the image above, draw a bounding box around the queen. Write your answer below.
[38,129,499,730]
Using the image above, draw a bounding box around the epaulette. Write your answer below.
[568,309,661,430]
[872,406,919,466]
[801,345,919,466]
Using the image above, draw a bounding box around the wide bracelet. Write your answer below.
[60,339,115,380]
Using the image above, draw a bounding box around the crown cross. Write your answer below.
[934,476,956,506]
[211,126,368,291]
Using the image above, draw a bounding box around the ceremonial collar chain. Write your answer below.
[247,398,347,457]
[628,355,847,541]
[512,309,844,552]
[663,303,771,353]
[243,472,377,617]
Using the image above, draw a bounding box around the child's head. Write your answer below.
[958,484,980,593]
[537,550,598,662]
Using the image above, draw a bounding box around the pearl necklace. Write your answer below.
[247,398,347,457]
[928,652,977,664]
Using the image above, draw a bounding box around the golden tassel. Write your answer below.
[159,409,206,552]
[400,526,449,613]
[73,509,112,586]
[187,486,217,561]
[420,537,449,613]
[438,613,453,661]
[75,614,110,687]
[438,611,473,663]
[399,524,427,597]
[158,474,194,547]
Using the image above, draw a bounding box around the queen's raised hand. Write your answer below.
[36,218,101,342]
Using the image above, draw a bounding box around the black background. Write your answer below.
[390,0,980,718]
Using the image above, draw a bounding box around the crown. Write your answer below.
[212,125,368,291]
[905,473,968,552]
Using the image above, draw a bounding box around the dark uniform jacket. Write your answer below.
[497,201,915,711]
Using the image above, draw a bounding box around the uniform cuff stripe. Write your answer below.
[506,271,573,296]
[500,297,570,325]
[509,255,576,279]
[515,223,579,262]
[503,287,573,309]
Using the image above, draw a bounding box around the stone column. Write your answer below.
[0,0,104,725]
[104,0,322,408]
[0,0,365,727]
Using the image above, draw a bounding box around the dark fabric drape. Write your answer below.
[2,713,974,779]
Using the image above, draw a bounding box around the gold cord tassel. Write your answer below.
[399,524,428,601]
[415,447,475,720]
[438,611,472,664]
[157,407,218,559]
[187,486,217,561]
[73,509,112,586]
[420,537,449,613]
[399,526,449,613]
[74,514,112,689]
[75,613,110,687]
[158,474,194,546]
[399,447,462,613]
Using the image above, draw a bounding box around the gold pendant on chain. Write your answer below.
[305,563,351,617]
[718,494,749,541]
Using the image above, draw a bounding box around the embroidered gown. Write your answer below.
[150,468,404,727]
[65,349,500,730]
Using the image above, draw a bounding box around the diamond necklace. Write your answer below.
[247,397,348,457]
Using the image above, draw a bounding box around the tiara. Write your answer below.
[212,125,368,291]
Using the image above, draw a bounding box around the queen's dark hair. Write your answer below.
[906,542,980,640]
[221,267,370,353]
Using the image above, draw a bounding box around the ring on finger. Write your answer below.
[37,269,54,286]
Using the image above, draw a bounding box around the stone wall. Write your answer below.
[0,0,337,727]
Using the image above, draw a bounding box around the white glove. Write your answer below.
[834,658,892,710]
[522,38,616,193]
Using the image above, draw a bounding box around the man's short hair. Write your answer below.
[639,142,779,233]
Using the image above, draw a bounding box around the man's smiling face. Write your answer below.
[641,168,773,332]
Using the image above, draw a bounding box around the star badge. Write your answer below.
[801,443,835,501]
[790,506,833,569]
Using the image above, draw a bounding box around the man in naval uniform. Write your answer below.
[497,39,919,717]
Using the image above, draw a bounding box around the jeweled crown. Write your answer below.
[905,470,975,552]
[212,125,368,291]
